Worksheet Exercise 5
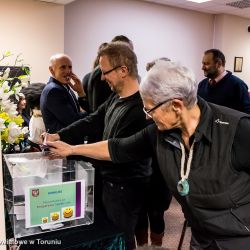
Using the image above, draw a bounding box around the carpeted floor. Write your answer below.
[162,198,191,250]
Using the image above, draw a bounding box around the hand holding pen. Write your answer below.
[40,129,50,152]
[40,130,61,149]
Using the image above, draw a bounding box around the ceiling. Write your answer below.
[38,0,250,19]
[37,0,76,4]
[141,0,250,19]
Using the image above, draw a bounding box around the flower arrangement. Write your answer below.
[0,51,30,152]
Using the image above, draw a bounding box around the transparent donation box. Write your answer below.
[3,152,94,238]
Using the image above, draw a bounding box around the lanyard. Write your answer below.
[177,140,195,196]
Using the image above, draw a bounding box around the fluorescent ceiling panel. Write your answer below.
[186,0,211,3]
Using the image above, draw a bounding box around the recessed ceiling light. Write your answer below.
[186,0,211,3]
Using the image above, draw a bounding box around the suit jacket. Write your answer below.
[40,77,87,133]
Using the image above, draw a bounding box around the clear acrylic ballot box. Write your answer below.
[3,152,94,238]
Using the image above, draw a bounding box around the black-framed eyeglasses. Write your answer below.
[102,65,122,76]
[143,98,172,118]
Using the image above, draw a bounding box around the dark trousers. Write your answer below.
[136,207,166,234]
[102,180,149,250]
[94,168,104,211]
[135,168,172,237]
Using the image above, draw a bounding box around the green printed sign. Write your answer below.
[25,180,85,228]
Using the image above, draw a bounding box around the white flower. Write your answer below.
[22,126,29,134]
[2,80,11,90]
[0,118,5,130]
[1,99,18,116]
[14,86,22,94]
[2,67,10,80]
[0,81,14,101]
[8,122,22,144]
[0,52,30,149]
[20,75,30,88]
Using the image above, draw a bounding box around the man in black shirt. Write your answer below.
[81,36,134,114]
[46,42,151,250]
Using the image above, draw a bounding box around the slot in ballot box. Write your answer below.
[3,152,94,238]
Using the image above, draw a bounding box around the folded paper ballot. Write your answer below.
[7,155,63,178]
[11,159,48,178]
[16,214,25,221]
[5,156,63,196]
[40,223,64,230]
[9,205,25,215]
[9,205,26,221]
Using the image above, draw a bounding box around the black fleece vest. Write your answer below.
[157,102,250,237]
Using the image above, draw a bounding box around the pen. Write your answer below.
[41,129,50,154]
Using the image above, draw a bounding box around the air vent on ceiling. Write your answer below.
[226,0,250,9]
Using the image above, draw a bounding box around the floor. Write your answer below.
[162,198,191,250]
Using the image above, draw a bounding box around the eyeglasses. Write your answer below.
[143,98,172,118]
[102,65,122,76]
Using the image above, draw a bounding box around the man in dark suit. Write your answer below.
[41,53,87,133]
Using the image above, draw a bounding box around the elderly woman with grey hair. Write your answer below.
[47,60,250,250]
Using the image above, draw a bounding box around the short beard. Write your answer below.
[205,68,218,79]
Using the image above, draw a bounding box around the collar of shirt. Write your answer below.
[49,77,64,85]
[194,97,213,143]
[209,70,228,85]
[116,91,140,102]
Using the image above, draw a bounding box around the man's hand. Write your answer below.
[69,72,86,97]
[40,133,60,145]
[45,151,65,160]
[46,140,74,158]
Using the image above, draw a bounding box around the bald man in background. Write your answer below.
[41,53,87,133]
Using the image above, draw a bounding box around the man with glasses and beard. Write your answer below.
[45,42,152,250]
[198,49,250,114]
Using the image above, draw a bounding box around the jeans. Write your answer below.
[102,180,149,250]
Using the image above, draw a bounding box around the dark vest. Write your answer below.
[157,102,250,237]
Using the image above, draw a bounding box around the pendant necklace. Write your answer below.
[177,140,195,196]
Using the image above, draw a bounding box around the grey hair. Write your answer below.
[49,53,71,67]
[98,41,138,79]
[140,60,198,109]
[146,57,171,71]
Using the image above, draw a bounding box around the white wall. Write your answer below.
[214,14,250,85]
[1,1,249,85]
[0,0,64,83]
[65,0,214,82]
[0,0,64,246]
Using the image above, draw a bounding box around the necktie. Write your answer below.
[65,86,79,112]
[209,79,216,86]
